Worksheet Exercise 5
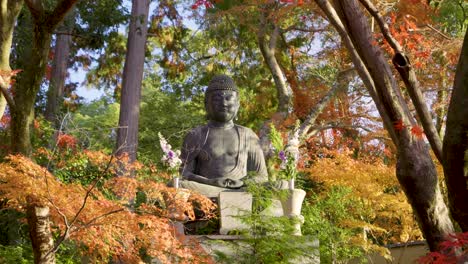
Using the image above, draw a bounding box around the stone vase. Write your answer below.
[280,188,306,236]
[173,177,180,189]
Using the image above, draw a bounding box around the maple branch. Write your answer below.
[49,208,125,255]
[70,155,115,228]
[40,113,73,257]
[424,24,452,40]
[306,123,374,138]
[283,26,327,33]
[48,153,116,256]
[358,0,443,163]
[41,118,120,256]
[297,68,355,139]
[77,209,125,231]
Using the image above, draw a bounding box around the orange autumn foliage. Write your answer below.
[0,155,216,263]
[305,149,423,244]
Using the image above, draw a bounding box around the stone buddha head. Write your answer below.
[205,75,240,124]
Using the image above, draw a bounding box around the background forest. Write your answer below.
[0,0,467,263]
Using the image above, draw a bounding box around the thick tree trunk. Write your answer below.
[12,28,52,155]
[115,0,150,164]
[11,0,77,156]
[443,29,468,231]
[45,25,72,124]
[26,197,55,264]
[358,0,444,163]
[316,0,454,250]
[0,0,23,119]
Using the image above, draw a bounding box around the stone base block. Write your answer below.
[218,191,252,235]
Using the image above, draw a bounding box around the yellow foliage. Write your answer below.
[305,149,423,245]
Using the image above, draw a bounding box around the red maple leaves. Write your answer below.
[393,119,425,139]
[410,125,425,139]
[394,119,405,131]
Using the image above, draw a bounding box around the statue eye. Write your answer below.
[212,94,223,101]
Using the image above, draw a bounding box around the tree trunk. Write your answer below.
[435,88,446,136]
[0,0,23,119]
[45,23,72,124]
[26,196,55,264]
[257,6,292,115]
[442,28,468,231]
[10,0,77,156]
[115,0,150,164]
[257,5,294,155]
[12,28,52,155]
[316,0,454,250]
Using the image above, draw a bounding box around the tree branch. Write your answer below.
[257,5,292,115]
[358,0,443,163]
[46,0,78,30]
[75,209,125,231]
[0,80,15,111]
[297,69,354,139]
[282,26,328,33]
[24,0,43,20]
[314,0,399,144]
[425,24,452,40]
[306,123,374,138]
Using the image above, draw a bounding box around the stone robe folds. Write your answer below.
[179,124,268,197]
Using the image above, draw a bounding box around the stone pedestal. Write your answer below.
[218,191,252,235]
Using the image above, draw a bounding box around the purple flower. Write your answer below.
[278,150,286,162]
[159,133,182,172]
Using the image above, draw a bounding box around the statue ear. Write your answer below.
[204,94,212,120]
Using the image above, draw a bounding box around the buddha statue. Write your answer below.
[178,75,268,197]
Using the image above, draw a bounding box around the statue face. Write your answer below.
[206,90,239,123]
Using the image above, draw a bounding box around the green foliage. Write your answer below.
[269,124,285,151]
[229,216,313,264]
[34,147,115,187]
[31,116,55,151]
[302,186,366,263]
[0,209,28,246]
[138,84,205,164]
[431,0,468,37]
[214,182,317,263]
[0,243,81,264]
[74,0,129,49]
[267,125,299,181]
[84,32,127,95]
[70,98,120,152]
[0,245,32,264]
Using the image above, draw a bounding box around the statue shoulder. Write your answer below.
[235,125,260,139]
[185,125,208,137]
[182,125,207,144]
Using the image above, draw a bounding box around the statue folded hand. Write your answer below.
[209,178,244,189]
